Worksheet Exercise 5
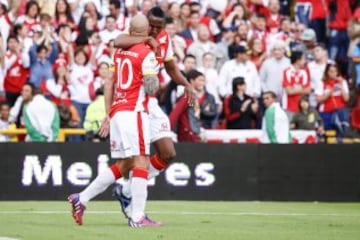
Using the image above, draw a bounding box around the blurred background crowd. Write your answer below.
[0,0,360,143]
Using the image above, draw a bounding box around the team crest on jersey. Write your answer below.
[158,36,167,44]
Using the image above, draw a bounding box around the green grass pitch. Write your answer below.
[0,201,359,240]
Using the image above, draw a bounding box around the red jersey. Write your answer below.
[156,30,174,64]
[282,66,310,112]
[4,53,29,93]
[315,79,349,112]
[310,0,329,20]
[156,30,174,84]
[109,43,158,117]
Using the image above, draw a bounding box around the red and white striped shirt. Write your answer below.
[282,66,310,112]
[315,79,349,112]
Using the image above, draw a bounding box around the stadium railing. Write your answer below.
[0,128,86,142]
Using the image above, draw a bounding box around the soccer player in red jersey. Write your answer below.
[68,14,161,227]
[110,6,196,218]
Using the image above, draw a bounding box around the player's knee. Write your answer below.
[160,149,176,163]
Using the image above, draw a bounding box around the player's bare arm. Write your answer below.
[164,60,196,105]
[98,75,114,138]
[144,74,160,96]
[114,34,159,52]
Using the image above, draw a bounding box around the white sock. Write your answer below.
[122,165,159,200]
[130,168,148,222]
[79,168,115,206]
[122,172,132,198]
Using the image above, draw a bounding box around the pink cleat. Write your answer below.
[128,215,163,228]
[68,193,86,225]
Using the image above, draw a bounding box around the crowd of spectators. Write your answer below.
[0,0,359,142]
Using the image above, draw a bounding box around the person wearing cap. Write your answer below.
[260,40,290,101]
[299,28,316,61]
[218,44,261,99]
[223,77,258,129]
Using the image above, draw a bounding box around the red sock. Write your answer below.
[132,167,149,179]
[150,154,168,171]
[110,164,122,179]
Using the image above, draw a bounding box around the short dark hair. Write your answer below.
[23,82,38,96]
[74,47,89,65]
[232,77,245,94]
[109,0,121,9]
[56,23,71,34]
[190,2,201,8]
[7,35,18,43]
[36,44,48,53]
[186,69,203,82]
[190,10,200,17]
[263,91,277,99]
[183,54,196,63]
[106,14,116,21]
[148,6,165,19]
[0,101,10,109]
[13,24,24,36]
[290,51,304,64]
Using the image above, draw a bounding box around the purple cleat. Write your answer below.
[128,215,163,228]
[68,193,86,225]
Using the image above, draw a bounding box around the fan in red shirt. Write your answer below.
[315,63,350,136]
[4,35,30,106]
[282,51,311,121]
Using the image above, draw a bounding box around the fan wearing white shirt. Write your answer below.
[67,46,95,127]
[99,15,122,44]
[218,45,261,98]
[306,43,334,107]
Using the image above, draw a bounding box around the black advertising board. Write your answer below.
[0,143,359,201]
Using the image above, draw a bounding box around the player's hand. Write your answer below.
[184,84,196,106]
[144,37,160,56]
[98,116,110,138]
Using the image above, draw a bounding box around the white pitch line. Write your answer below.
[0,211,359,217]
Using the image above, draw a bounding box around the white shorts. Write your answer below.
[110,111,150,159]
[148,98,174,143]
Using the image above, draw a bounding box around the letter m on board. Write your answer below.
[22,155,62,186]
